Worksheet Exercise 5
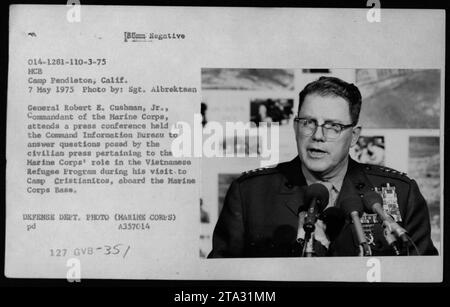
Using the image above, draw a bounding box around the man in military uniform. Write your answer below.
[209,76,437,257]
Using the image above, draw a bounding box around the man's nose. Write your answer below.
[312,125,326,141]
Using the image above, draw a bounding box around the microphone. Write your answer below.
[382,226,401,256]
[363,191,409,244]
[341,196,372,256]
[296,211,307,242]
[303,183,329,234]
[301,183,329,257]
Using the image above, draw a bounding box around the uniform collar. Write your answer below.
[276,156,352,188]
[301,158,348,193]
[335,158,375,208]
[275,156,306,189]
[276,156,374,201]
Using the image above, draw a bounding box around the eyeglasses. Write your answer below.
[294,117,355,140]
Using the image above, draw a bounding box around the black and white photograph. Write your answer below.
[2,3,445,290]
[409,136,441,252]
[355,69,441,128]
[201,68,295,91]
[204,68,441,259]
[350,136,385,166]
[250,98,294,126]
[217,173,241,215]
[219,135,261,156]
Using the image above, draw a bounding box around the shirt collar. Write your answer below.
[301,158,349,193]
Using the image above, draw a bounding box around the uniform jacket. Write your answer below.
[208,156,437,257]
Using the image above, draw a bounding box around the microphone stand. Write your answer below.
[300,184,329,257]
[382,223,401,255]
[302,198,318,257]
[302,230,315,257]
[350,211,372,256]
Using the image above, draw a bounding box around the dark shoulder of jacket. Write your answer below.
[236,165,280,183]
[360,163,412,184]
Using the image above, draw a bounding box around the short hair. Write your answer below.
[298,76,362,124]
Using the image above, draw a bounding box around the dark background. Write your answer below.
[0,0,448,302]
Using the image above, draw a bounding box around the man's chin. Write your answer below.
[302,159,330,174]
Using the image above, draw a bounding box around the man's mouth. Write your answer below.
[307,147,327,158]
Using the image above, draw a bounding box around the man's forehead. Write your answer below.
[300,93,350,107]
[298,94,351,120]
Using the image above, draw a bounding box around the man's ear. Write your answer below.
[350,126,361,147]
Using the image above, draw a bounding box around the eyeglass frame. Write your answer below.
[293,116,356,140]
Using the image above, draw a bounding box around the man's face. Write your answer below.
[294,94,360,178]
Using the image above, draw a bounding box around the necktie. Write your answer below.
[317,181,335,208]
